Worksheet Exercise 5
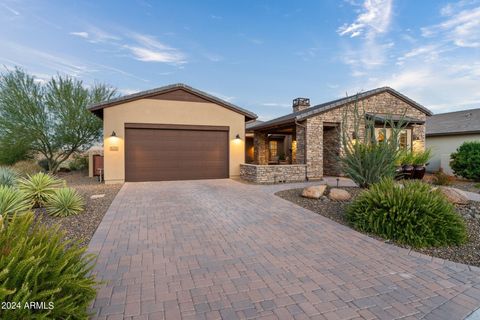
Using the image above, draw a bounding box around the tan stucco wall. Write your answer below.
[103,99,246,184]
[426,134,480,175]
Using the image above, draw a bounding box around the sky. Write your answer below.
[1,0,479,120]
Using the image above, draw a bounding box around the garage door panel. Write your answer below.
[125,127,229,181]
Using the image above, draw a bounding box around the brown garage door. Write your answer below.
[125,124,229,182]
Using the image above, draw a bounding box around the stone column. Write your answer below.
[254,132,268,165]
[295,121,306,165]
[306,118,323,179]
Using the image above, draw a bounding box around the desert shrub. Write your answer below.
[17,172,64,207]
[46,188,84,217]
[347,178,467,247]
[0,166,17,187]
[68,155,88,171]
[0,135,32,165]
[0,213,98,319]
[0,186,31,222]
[12,160,43,177]
[433,170,454,186]
[451,141,480,180]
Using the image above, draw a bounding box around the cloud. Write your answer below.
[261,102,291,108]
[337,0,393,38]
[1,3,20,16]
[421,4,480,48]
[70,31,89,39]
[124,33,186,64]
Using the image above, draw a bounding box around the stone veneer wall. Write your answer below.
[240,164,307,184]
[303,91,427,179]
[323,127,341,176]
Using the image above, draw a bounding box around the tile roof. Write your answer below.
[88,83,257,120]
[249,87,432,131]
[426,108,480,136]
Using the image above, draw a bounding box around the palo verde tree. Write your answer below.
[0,68,116,172]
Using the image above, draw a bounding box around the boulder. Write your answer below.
[301,185,326,199]
[328,188,352,201]
[438,186,469,205]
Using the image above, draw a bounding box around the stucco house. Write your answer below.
[88,83,256,184]
[242,87,433,183]
[426,108,480,175]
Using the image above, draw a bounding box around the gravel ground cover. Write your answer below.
[34,171,122,247]
[276,187,480,267]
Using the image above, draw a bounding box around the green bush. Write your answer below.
[0,135,32,165]
[68,155,88,171]
[0,213,98,319]
[46,188,84,217]
[451,141,480,180]
[0,166,17,187]
[17,172,64,207]
[12,160,43,177]
[0,186,32,222]
[347,178,467,247]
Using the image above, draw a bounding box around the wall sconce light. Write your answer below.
[110,131,117,137]
[413,133,420,141]
[235,134,241,140]
[351,132,357,139]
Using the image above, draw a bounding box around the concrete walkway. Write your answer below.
[88,179,480,319]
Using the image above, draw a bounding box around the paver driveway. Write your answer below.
[88,179,480,320]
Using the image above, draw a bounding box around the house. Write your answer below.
[426,108,480,175]
[242,87,433,183]
[88,83,257,184]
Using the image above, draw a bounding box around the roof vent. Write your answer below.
[293,98,310,112]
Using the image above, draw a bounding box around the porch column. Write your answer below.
[295,121,306,164]
[305,118,323,179]
[254,132,268,165]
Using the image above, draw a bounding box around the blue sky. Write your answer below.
[1,0,479,120]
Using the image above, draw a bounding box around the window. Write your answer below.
[374,128,412,150]
[269,140,278,158]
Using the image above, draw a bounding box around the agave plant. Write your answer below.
[45,187,84,217]
[17,172,64,207]
[0,185,32,222]
[0,166,18,187]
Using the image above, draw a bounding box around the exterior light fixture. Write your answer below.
[110,131,117,137]
[413,133,420,141]
[351,132,357,139]
[235,134,241,139]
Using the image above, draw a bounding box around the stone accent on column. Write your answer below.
[305,117,323,179]
[254,132,268,165]
[295,121,306,165]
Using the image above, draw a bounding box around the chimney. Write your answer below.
[292,98,310,113]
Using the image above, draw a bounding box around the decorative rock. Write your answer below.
[438,187,469,205]
[301,185,326,199]
[329,188,352,201]
[90,194,106,199]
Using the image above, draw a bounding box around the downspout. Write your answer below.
[295,118,308,181]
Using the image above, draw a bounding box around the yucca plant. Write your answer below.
[0,186,32,223]
[17,172,64,207]
[0,166,18,187]
[45,187,84,217]
[347,178,467,247]
[0,213,98,319]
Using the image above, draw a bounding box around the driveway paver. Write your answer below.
[88,179,480,319]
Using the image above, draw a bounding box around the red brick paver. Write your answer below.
[88,180,480,319]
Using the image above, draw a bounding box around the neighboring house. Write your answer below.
[88,83,257,184]
[242,87,433,183]
[426,108,480,175]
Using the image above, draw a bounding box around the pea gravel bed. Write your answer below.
[34,171,122,247]
[276,187,480,267]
